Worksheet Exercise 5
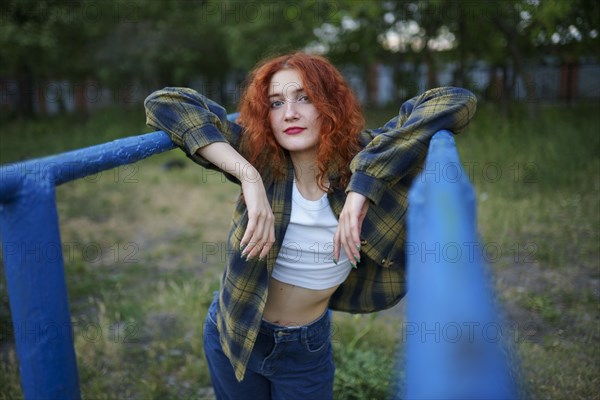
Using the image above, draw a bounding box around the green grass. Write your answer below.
[1,102,599,399]
[0,106,149,164]
[461,103,600,400]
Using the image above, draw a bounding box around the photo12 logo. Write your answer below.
[198,1,338,24]
[418,161,539,184]
[401,321,538,344]
[3,319,140,345]
[2,241,139,265]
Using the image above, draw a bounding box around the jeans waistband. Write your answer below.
[259,309,331,340]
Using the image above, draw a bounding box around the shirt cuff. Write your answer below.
[347,171,387,205]
[182,124,227,155]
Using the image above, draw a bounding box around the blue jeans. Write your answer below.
[203,293,335,400]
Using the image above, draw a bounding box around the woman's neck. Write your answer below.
[290,153,328,201]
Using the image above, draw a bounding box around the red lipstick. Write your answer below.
[284,127,305,135]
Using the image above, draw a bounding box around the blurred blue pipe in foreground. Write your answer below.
[405,130,517,399]
[0,117,515,398]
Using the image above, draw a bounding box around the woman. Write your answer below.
[144,52,476,399]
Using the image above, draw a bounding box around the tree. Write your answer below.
[222,1,336,69]
[90,0,231,101]
[324,0,391,106]
[0,0,91,116]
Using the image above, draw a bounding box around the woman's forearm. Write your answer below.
[196,142,260,184]
[199,142,275,260]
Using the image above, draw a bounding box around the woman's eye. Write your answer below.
[298,95,310,103]
[270,100,284,108]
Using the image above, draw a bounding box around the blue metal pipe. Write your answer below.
[0,131,175,192]
[404,130,516,399]
[0,131,175,398]
[1,177,81,398]
[0,114,238,398]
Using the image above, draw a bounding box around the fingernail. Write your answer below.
[355,244,361,251]
[350,262,357,269]
[240,243,247,251]
[353,254,360,263]
[333,257,338,265]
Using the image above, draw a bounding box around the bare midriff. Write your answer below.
[262,277,339,327]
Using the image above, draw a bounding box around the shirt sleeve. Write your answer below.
[347,86,477,205]
[144,87,244,176]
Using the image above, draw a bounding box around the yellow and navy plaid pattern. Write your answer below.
[145,86,477,381]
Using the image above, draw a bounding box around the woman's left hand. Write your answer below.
[334,192,369,267]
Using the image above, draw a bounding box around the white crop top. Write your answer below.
[272,181,352,290]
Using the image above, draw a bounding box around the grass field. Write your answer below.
[1,101,599,399]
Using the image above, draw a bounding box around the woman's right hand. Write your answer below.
[239,173,275,261]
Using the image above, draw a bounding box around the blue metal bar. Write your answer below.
[0,131,175,199]
[0,114,238,399]
[404,130,516,399]
[1,177,80,398]
[0,132,176,399]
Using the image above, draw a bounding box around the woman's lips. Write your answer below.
[284,127,305,135]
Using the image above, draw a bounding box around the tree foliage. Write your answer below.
[1,0,598,116]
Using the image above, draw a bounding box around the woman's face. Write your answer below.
[268,68,322,158]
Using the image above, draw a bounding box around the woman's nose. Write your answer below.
[284,100,299,120]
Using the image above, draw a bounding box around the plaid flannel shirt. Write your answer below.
[144,86,477,381]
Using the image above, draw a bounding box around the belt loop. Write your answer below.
[301,325,308,343]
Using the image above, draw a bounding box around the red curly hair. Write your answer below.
[238,52,364,190]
